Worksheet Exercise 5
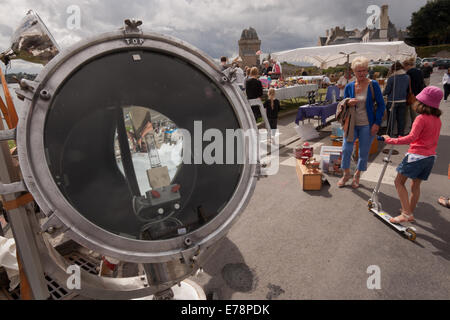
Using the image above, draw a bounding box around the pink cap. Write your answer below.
[416,86,444,109]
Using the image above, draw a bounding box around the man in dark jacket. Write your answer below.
[421,62,433,86]
[403,58,425,129]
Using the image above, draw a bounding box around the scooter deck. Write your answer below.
[370,208,408,231]
[370,208,417,241]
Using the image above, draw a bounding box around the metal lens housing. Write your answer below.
[16,28,257,294]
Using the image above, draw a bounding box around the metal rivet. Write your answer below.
[40,90,51,100]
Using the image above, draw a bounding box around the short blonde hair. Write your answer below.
[268,87,276,97]
[351,56,369,70]
[403,57,415,67]
[250,67,259,77]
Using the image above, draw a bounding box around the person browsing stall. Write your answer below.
[269,58,282,80]
[337,71,355,98]
[402,57,425,126]
[262,61,272,77]
[443,67,450,101]
[263,88,280,130]
[421,62,433,87]
[337,56,386,189]
[245,67,264,121]
[381,86,443,223]
[383,61,410,137]
[220,56,229,71]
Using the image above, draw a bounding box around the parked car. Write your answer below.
[421,57,439,67]
[435,59,450,69]
[369,60,393,68]
[415,57,422,68]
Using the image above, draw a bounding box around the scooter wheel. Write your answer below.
[368,200,373,210]
[405,228,416,241]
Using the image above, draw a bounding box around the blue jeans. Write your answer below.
[341,125,374,171]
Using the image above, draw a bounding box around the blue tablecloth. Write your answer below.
[295,102,339,125]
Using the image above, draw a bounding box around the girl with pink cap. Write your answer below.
[382,86,444,223]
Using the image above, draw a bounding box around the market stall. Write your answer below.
[260,75,322,101]
[271,83,318,101]
[295,102,338,129]
[272,41,416,69]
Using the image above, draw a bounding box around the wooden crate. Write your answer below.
[295,159,322,191]
[330,135,343,147]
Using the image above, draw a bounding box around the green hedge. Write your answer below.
[416,44,450,58]
[372,66,389,78]
[322,65,347,75]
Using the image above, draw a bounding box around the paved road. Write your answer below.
[194,69,450,299]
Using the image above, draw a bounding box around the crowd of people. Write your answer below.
[335,55,447,223]
[219,57,284,129]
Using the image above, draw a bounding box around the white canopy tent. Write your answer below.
[272,41,416,69]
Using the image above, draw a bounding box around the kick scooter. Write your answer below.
[367,136,417,241]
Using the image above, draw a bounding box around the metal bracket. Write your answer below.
[41,213,69,234]
[0,180,27,195]
[123,19,143,34]
[179,244,200,266]
[0,128,16,141]
[15,79,40,102]
[221,66,237,84]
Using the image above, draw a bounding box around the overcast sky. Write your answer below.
[0,0,428,73]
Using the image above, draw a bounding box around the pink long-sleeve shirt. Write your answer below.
[385,114,441,156]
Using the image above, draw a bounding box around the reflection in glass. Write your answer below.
[114,106,184,237]
[43,49,243,242]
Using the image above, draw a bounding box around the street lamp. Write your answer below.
[339,51,357,78]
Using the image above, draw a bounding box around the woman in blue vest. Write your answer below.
[338,56,386,188]
[383,61,410,137]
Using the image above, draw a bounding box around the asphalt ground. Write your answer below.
[194,69,450,300]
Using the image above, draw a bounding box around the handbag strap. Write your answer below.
[369,80,377,114]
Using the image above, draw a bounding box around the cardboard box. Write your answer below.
[320,146,343,173]
[296,159,322,191]
[328,153,343,175]
[320,146,343,157]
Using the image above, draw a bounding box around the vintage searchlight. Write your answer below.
[0,16,262,299]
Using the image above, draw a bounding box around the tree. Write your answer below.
[407,0,450,46]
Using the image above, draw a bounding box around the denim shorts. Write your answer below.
[397,155,435,181]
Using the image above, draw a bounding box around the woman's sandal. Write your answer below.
[337,174,351,187]
[389,212,415,224]
[351,173,360,189]
[438,196,450,209]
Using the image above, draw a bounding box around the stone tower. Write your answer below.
[238,27,261,68]
[379,4,389,40]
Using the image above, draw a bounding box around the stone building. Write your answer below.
[238,27,261,67]
[318,27,362,46]
[318,4,406,46]
[360,5,407,42]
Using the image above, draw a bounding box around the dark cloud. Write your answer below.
[1,0,428,63]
